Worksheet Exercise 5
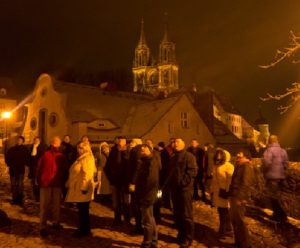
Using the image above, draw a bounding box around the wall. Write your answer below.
[143,95,215,146]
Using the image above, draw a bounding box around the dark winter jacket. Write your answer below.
[126,145,142,186]
[168,150,197,191]
[187,146,205,173]
[104,145,129,187]
[134,155,160,207]
[60,141,76,167]
[28,143,48,179]
[229,161,254,201]
[263,143,288,179]
[5,144,30,177]
[36,146,68,188]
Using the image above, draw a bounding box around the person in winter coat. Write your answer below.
[60,135,76,167]
[95,142,111,198]
[65,142,96,237]
[5,135,30,205]
[187,139,206,201]
[167,138,197,248]
[211,149,234,238]
[28,136,47,202]
[263,135,288,222]
[36,136,68,237]
[130,144,160,248]
[127,138,143,232]
[104,136,130,225]
[229,148,254,248]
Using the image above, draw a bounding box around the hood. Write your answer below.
[215,148,231,166]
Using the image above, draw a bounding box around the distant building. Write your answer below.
[132,19,179,95]
[21,74,215,146]
[254,109,270,144]
[193,89,261,152]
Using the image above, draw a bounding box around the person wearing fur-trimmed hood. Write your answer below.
[211,148,234,238]
[65,142,96,237]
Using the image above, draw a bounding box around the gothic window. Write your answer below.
[163,71,169,85]
[164,49,167,61]
[181,112,188,129]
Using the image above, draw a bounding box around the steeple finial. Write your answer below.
[162,12,169,42]
[138,18,147,46]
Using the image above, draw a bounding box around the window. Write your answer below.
[40,87,47,97]
[49,112,59,127]
[30,118,37,130]
[0,88,7,96]
[168,122,174,133]
[181,112,188,129]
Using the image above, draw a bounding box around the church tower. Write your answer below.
[157,21,179,93]
[132,17,178,94]
[133,19,151,92]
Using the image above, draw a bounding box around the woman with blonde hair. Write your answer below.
[65,142,96,237]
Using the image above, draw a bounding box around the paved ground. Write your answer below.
[0,156,299,248]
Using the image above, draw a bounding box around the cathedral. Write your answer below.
[132,19,179,95]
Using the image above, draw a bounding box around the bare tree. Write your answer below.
[260,31,300,114]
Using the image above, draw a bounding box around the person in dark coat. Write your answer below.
[28,136,47,201]
[5,135,30,205]
[263,135,288,223]
[131,144,160,248]
[160,139,174,209]
[167,138,197,248]
[60,135,76,167]
[127,138,143,232]
[229,148,254,248]
[187,139,206,201]
[104,136,130,225]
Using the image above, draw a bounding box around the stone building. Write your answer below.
[21,74,215,146]
[132,19,179,95]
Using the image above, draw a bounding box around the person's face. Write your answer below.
[102,146,109,154]
[64,136,70,143]
[82,136,89,143]
[191,140,199,148]
[33,138,40,145]
[52,138,61,148]
[118,138,126,148]
[77,145,85,155]
[130,140,137,148]
[17,138,24,145]
[145,140,153,148]
[140,146,151,157]
[236,152,244,161]
[174,139,185,151]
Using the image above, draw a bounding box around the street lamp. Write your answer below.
[1,111,12,154]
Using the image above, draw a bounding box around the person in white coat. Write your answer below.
[211,148,234,238]
[65,142,96,237]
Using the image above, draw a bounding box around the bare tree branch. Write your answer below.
[260,31,300,68]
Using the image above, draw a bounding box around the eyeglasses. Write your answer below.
[78,147,84,150]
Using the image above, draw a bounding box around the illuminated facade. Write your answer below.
[132,19,179,94]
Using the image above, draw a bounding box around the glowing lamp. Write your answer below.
[2,111,12,119]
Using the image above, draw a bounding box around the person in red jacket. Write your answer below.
[36,136,68,237]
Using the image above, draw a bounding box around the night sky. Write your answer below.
[1,0,300,146]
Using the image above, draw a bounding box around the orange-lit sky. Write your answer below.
[1,0,300,146]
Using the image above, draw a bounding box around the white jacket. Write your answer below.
[65,152,96,203]
[211,150,234,208]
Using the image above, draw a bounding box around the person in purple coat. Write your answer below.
[263,135,288,223]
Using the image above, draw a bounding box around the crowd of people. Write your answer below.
[4,133,289,248]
